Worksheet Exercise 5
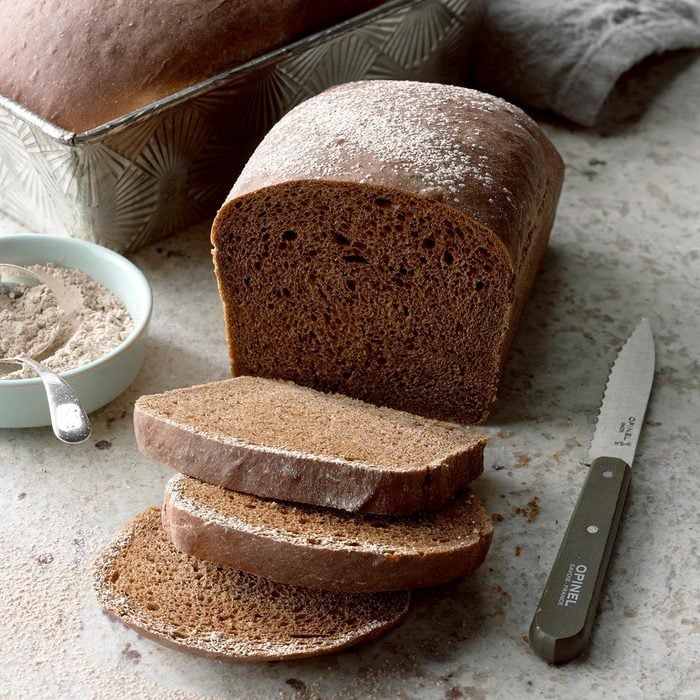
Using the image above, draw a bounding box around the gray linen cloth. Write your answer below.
[474,0,700,125]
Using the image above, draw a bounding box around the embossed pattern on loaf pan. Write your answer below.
[0,0,482,253]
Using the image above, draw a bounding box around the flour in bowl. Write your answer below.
[0,264,133,379]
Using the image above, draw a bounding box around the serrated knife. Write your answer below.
[529,318,655,664]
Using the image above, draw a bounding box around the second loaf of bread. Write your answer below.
[0,0,384,132]
[212,81,564,424]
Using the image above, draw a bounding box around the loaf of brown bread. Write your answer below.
[162,473,494,592]
[212,81,564,424]
[0,0,383,132]
[93,508,409,661]
[134,376,487,515]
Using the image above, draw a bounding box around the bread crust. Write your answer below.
[98,605,408,663]
[134,399,486,515]
[162,477,494,592]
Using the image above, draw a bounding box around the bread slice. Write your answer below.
[134,376,487,515]
[93,508,409,661]
[162,473,494,592]
[211,81,564,423]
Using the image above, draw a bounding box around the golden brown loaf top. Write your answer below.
[0,0,384,132]
[212,81,564,423]
[228,80,562,283]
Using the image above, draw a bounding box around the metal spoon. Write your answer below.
[0,264,91,443]
[0,263,37,299]
[0,355,91,443]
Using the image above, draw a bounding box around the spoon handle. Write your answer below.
[15,356,91,444]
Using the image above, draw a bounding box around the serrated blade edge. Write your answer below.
[587,318,656,466]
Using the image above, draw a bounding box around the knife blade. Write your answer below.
[529,318,655,664]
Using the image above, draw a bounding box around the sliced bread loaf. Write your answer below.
[211,80,564,423]
[162,473,494,592]
[93,508,409,661]
[134,376,487,515]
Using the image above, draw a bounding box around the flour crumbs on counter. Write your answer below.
[0,264,132,379]
[0,524,206,699]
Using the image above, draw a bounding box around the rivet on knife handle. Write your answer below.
[529,456,631,664]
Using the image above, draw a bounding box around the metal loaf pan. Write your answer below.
[0,0,483,252]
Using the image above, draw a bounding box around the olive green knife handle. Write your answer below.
[529,456,631,664]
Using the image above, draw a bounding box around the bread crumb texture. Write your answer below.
[137,376,485,471]
[93,509,409,660]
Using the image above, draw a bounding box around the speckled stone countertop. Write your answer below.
[1,52,698,700]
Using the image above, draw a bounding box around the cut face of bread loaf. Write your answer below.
[134,376,486,515]
[212,80,564,424]
[93,508,409,661]
[163,473,494,592]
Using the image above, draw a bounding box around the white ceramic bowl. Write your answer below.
[0,234,152,428]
